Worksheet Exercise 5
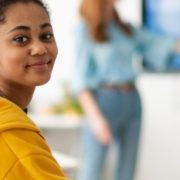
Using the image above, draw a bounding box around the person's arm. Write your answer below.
[2,129,68,180]
[135,27,177,71]
[5,154,68,180]
[79,89,112,145]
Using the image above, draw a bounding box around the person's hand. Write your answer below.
[91,118,112,145]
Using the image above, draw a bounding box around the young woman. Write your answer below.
[0,0,67,179]
[73,0,180,180]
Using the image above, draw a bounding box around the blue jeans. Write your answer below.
[79,88,142,180]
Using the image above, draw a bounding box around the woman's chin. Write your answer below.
[31,76,51,86]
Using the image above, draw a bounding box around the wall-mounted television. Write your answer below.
[142,0,180,70]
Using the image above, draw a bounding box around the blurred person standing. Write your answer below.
[72,0,180,180]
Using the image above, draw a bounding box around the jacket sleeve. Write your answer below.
[2,127,69,180]
[134,26,176,71]
[72,24,98,96]
[5,154,69,180]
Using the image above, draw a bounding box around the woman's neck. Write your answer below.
[0,85,35,109]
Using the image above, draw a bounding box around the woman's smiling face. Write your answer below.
[0,2,58,88]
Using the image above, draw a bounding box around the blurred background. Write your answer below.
[29,0,180,179]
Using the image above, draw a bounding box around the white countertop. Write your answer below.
[28,114,83,129]
[52,150,79,171]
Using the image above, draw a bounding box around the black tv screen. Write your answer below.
[143,0,180,70]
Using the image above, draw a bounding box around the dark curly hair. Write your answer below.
[0,0,49,23]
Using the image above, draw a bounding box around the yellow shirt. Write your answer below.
[0,97,68,180]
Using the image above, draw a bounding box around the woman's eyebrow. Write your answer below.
[7,23,52,34]
[8,25,30,33]
[40,23,52,29]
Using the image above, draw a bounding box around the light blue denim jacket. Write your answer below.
[73,22,175,94]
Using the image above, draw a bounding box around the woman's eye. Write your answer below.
[40,33,54,42]
[13,36,29,44]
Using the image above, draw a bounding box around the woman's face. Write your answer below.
[0,2,58,88]
[106,0,116,8]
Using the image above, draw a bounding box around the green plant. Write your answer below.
[52,83,84,116]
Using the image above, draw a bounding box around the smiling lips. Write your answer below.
[26,59,51,71]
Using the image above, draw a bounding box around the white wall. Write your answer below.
[116,0,142,26]
[136,74,180,180]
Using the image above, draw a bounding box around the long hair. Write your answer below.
[0,0,49,23]
[80,0,133,42]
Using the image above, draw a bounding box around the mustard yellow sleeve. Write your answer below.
[5,154,69,180]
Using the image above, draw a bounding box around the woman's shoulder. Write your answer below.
[75,21,92,44]
[75,20,88,34]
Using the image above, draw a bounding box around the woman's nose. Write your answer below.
[29,41,47,56]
